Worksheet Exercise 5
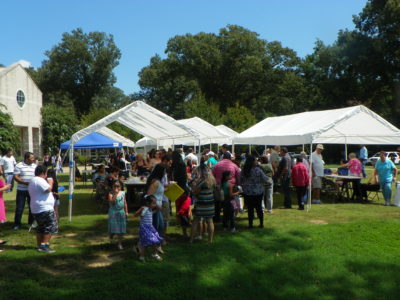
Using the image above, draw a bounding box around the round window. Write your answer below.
[16,90,25,108]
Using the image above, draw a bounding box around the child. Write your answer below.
[0,178,11,226]
[221,171,239,232]
[176,195,191,237]
[135,195,163,262]
[47,169,60,222]
[108,180,128,250]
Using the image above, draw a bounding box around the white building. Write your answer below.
[0,61,42,156]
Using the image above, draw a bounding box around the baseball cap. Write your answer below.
[316,144,324,150]
[207,151,215,156]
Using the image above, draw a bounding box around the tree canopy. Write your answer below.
[0,107,20,154]
[35,28,121,116]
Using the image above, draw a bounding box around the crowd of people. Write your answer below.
[0,144,398,258]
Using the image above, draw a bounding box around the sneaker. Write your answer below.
[37,244,55,253]
[139,256,146,263]
[384,201,390,206]
[13,225,20,230]
[266,210,273,214]
[151,254,163,261]
[117,244,123,250]
[231,228,236,233]
[194,236,202,241]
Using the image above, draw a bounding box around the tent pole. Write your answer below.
[344,142,348,161]
[232,143,235,158]
[68,143,75,221]
[302,144,305,152]
[307,142,313,212]
[249,144,251,154]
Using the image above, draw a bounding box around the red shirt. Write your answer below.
[176,195,191,217]
[291,163,310,187]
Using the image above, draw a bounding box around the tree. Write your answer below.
[183,93,222,124]
[138,25,306,120]
[222,103,257,133]
[0,106,21,154]
[36,28,121,115]
[41,104,79,153]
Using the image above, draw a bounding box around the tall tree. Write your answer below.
[36,28,121,115]
[138,25,307,120]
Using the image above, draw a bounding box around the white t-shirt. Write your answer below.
[28,176,55,214]
[184,153,198,164]
[0,155,17,173]
[14,162,37,191]
[311,151,324,177]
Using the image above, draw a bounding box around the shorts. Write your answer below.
[312,176,322,189]
[54,198,60,207]
[161,201,170,224]
[33,210,58,235]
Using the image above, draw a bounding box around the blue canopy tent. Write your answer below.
[60,132,122,149]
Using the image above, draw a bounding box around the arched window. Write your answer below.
[16,90,25,108]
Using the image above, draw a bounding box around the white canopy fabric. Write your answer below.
[216,125,238,139]
[234,105,400,146]
[96,127,135,148]
[135,137,156,148]
[71,101,200,144]
[175,117,231,145]
[134,117,233,147]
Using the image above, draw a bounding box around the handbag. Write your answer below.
[230,199,240,211]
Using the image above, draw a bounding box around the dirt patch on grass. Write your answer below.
[309,219,328,225]
[87,252,123,268]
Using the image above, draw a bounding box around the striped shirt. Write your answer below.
[14,162,37,191]
[140,207,153,225]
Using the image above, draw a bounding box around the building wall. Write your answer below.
[0,64,43,157]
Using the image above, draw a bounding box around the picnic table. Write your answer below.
[324,174,363,202]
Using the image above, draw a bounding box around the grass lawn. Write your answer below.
[1,171,400,300]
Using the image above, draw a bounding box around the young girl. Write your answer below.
[176,195,191,237]
[108,180,128,250]
[221,171,239,232]
[135,195,164,262]
[0,177,11,226]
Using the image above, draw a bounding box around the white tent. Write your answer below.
[67,101,200,220]
[216,125,238,139]
[96,127,135,148]
[134,117,232,148]
[234,105,400,146]
[135,136,156,148]
[175,117,231,145]
[233,105,400,211]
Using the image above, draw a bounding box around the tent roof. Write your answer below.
[96,127,135,148]
[175,117,231,145]
[135,137,156,148]
[71,101,200,145]
[216,125,238,138]
[234,105,400,146]
[61,132,122,149]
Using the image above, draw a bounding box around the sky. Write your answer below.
[1,0,367,95]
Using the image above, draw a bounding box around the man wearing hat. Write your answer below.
[311,144,325,204]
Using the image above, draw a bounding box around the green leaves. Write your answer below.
[0,107,20,153]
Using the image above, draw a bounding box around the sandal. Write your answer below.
[151,254,163,261]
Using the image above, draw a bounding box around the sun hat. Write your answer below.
[316,144,324,150]
[207,151,215,156]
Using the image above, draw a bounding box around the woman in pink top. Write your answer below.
[0,178,12,224]
[341,153,362,201]
[342,153,362,177]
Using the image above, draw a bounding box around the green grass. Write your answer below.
[1,173,400,300]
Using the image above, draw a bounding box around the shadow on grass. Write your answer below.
[1,219,400,300]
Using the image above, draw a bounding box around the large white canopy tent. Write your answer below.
[216,124,238,139]
[134,117,233,150]
[67,101,200,220]
[234,105,400,210]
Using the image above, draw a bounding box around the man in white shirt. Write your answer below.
[311,144,325,204]
[28,165,57,253]
[0,150,17,191]
[13,152,37,229]
[184,148,198,165]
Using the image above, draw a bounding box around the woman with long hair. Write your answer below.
[190,156,216,243]
[146,164,166,239]
[241,155,268,228]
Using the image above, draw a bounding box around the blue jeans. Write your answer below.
[262,182,273,211]
[360,159,367,178]
[282,177,292,208]
[380,182,392,201]
[14,190,34,226]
